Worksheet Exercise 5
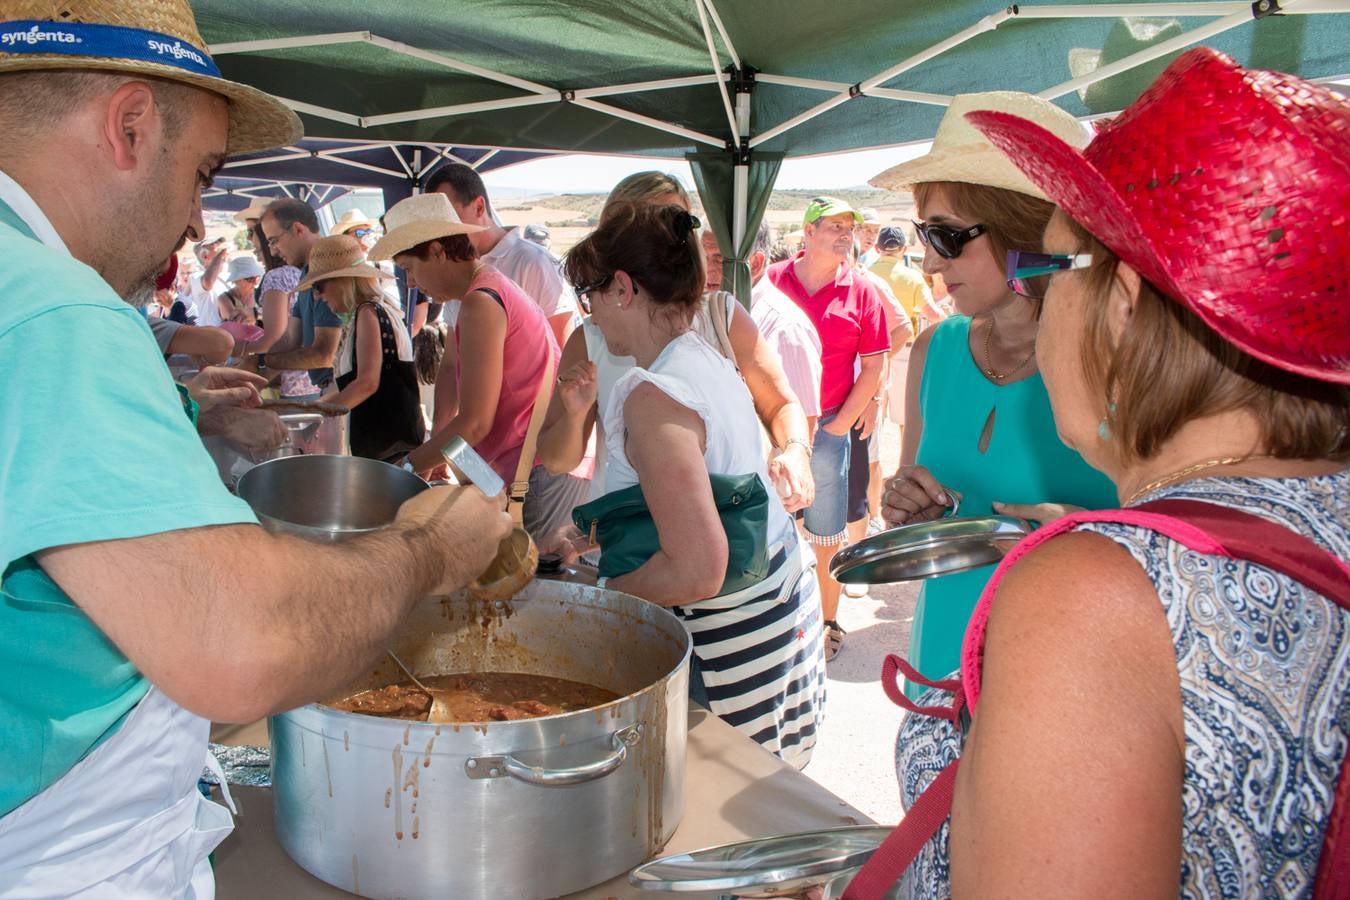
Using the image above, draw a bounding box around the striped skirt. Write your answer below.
[675,536,828,769]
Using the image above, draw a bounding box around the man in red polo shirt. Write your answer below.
[768,197,890,661]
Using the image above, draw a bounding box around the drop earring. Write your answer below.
[1098,402,1117,440]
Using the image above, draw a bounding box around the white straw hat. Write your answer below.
[368,193,483,262]
[0,0,301,154]
[869,92,1091,200]
[224,254,265,283]
[333,208,378,234]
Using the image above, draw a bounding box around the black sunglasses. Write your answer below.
[573,274,614,301]
[912,220,987,260]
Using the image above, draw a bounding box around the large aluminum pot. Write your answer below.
[271,578,690,899]
[236,454,426,542]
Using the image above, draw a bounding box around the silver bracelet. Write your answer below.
[782,436,813,458]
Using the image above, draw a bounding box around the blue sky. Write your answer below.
[480,142,930,194]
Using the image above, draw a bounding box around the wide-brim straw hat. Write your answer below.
[0,0,301,154]
[869,91,1090,200]
[368,193,483,262]
[333,208,378,234]
[297,235,393,291]
[969,47,1350,385]
[233,197,272,223]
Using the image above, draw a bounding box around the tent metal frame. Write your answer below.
[208,0,1350,243]
[209,0,1349,148]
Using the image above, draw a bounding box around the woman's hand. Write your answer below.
[991,501,1085,526]
[881,465,959,526]
[556,361,598,416]
[538,523,595,566]
[768,441,814,513]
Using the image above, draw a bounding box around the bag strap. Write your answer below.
[707,290,739,368]
[846,498,1350,900]
[508,349,556,526]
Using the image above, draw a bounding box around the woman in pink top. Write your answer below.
[371,193,558,484]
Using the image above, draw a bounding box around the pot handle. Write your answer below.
[465,725,641,786]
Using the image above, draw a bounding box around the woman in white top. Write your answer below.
[537,172,815,511]
[549,202,826,767]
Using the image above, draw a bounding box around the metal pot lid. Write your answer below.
[629,825,892,895]
[829,515,1032,585]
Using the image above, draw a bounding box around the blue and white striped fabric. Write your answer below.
[677,538,828,769]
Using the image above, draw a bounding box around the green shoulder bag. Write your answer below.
[572,473,771,597]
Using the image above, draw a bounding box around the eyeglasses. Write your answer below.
[912,220,987,259]
[263,232,283,249]
[1005,250,1094,299]
[573,274,614,302]
[351,227,375,238]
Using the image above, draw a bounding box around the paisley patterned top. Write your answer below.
[893,471,1350,898]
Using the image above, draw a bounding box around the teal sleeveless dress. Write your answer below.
[907,316,1116,699]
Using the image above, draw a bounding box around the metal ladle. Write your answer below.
[385,650,456,723]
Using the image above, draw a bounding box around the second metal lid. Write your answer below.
[629,826,892,896]
[829,515,1032,585]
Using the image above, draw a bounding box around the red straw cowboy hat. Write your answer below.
[967,47,1350,384]
[0,0,300,154]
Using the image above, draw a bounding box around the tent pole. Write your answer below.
[695,0,740,140]
[274,98,362,126]
[698,0,743,70]
[756,73,954,105]
[572,74,720,99]
[208,32,369,54]
[1013,0,1345,17]
[362,93,558,128]
[732,92,750,250]
[1038,2,1293,99]
[750,8,1016,148]
[568,98,725,147]
[471,149,500,170]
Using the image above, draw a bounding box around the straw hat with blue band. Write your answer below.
[0,0,301,154]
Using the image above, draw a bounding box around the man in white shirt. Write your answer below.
[745,222,824,438]
[184,236,227,325]
[426,164,578,346]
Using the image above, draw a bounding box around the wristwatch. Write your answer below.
[783,437,813,458]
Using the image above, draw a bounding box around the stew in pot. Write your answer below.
[331,672,619,722]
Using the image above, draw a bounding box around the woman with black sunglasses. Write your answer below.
[869,93,1116,700]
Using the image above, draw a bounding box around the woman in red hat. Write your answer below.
[886,48,1349,897]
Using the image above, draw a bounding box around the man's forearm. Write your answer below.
[835,360,885,428]
[37,519,474,724]
[265,343,335,371]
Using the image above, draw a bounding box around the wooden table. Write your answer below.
[211,708,872,898]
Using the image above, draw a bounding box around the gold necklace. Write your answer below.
[982,318,1035,380]
[1123,454,1270,506]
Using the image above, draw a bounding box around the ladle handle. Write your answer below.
[465,725,640,786]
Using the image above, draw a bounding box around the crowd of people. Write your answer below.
[1,0,1346,894]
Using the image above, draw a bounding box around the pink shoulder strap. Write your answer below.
[960,500,1350,710]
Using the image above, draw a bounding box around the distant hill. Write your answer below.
[500,187,913,227]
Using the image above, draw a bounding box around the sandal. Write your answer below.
[823,619,846,662]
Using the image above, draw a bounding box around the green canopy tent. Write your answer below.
[193,0,1350,302]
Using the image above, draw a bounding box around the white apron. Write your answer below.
[0,687,236,898]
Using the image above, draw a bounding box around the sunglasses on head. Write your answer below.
[912,220,987,259]
[1005,250,1094,299]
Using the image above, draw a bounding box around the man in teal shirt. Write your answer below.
[0,3,511,893]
